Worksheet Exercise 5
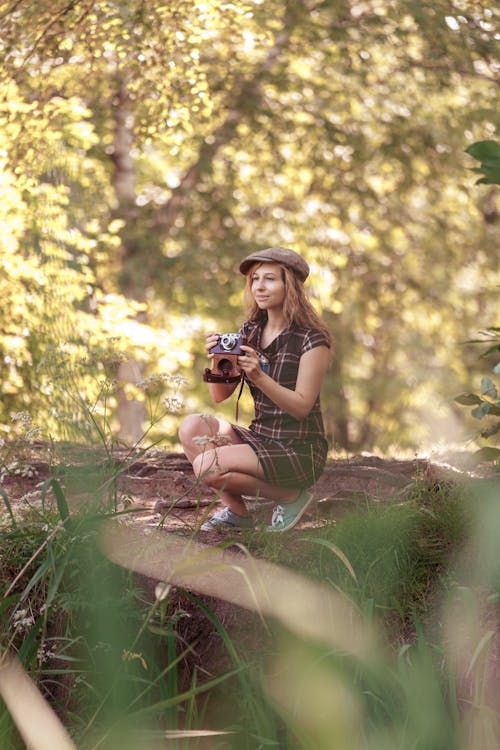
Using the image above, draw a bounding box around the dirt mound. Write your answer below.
[1,442,478,534]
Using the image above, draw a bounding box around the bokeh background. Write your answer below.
[1,0,499,454]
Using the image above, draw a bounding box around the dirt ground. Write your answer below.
[0,442,477,534]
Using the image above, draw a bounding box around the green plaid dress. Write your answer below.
[231,320,330,489]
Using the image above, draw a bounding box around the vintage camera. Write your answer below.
[203,333,246,384]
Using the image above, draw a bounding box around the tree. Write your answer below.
[1,0,499,451]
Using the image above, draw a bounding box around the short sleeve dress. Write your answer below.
[231,319,330,489]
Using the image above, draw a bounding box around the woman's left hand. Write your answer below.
[238,345,263,382]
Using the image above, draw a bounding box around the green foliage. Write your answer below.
[1,463,499,748]
[454,327,500,463]
[466,140,500,185]
[0,499,236,747]
[254,478,472,626]
[0,0,499,451]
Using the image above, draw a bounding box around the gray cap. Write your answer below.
[239,246,309,281]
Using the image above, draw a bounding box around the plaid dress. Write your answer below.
[231,320,330,489]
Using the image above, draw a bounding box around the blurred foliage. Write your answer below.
[0,0,499,451]
[2,469,498,749]
[454,327,500,462]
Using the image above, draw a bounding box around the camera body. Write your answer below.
[203,333,246,384]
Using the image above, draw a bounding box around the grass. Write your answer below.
[0,497,240,749]
[1,443,498,749]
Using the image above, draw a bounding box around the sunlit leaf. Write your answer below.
[454,393,482,406]
[471,402,491,420]
[481,376,498,399]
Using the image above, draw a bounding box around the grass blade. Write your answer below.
[299,536,358,583]
[0,487,17,528]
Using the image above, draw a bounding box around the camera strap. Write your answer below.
[234,323,260,422]
[235,376,245,422]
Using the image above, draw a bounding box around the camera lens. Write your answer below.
[218,358,234,375]
[220,333,239,351]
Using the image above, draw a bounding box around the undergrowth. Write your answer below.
[1,451,498,749]
[247,478,474,630]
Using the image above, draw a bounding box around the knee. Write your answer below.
[178,414,205,447]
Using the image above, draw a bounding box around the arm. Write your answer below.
[208,380,240,403]
[239,344,330,420]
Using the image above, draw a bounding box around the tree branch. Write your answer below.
[153,11,299,234]
[406,58,500,85]
[18,0,83,67]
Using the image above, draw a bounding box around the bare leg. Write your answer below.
[179,413,253,515]
[192,444,299,516]
[179,414,299,516]
[179,413,242,463]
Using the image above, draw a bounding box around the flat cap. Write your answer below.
[239,246,309,281]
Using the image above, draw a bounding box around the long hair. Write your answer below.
[242,262,334,347]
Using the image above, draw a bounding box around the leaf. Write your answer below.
[471,402,490,419]
[454,392,482,406]
[465,140,500,161]
[480,344,500,358]
[466,630,496,676]
[476,177,497,185]
[0,486,17,528]
[466,141,500,185]
[473,447,500,463]
[493,362,500,375]
[41,478,69,521]
[481,376,498,399]
[480,423,500,439]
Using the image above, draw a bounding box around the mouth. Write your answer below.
[255,296,269,302]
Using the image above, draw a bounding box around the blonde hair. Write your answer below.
[242,262,333,347]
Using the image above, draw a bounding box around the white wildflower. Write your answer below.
[155,582,171,601]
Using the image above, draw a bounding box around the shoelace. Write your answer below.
[271,505,285,527]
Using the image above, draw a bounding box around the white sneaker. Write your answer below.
[267,490,314,532]
[200,506,255,532]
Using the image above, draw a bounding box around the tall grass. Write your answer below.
[1,395,498,749]
[0,495,242,749]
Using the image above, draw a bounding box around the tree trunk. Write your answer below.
[111,75,146,444]
[326,341,352,451]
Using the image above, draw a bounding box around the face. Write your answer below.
[250,262,286,311]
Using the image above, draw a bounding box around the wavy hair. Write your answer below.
[242,262,333,347]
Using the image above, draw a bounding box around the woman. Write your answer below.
[178,246,332,532]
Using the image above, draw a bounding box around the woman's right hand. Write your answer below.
[205,331,220,355]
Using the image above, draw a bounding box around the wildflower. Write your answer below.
[122,650,148,671]
[163,395,183,413]
[169,374,188,387]
[11,412,32,427]
[136,372,171,393]
[25,426,43,442]
[192,433,232,448]
[12,609,35,632]
[154,582,171,601]
[37,644,56,664]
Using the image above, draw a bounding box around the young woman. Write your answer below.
[178,246,333,532]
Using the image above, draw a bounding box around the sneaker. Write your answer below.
[200,506,255,532]
[267,490,314,532]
